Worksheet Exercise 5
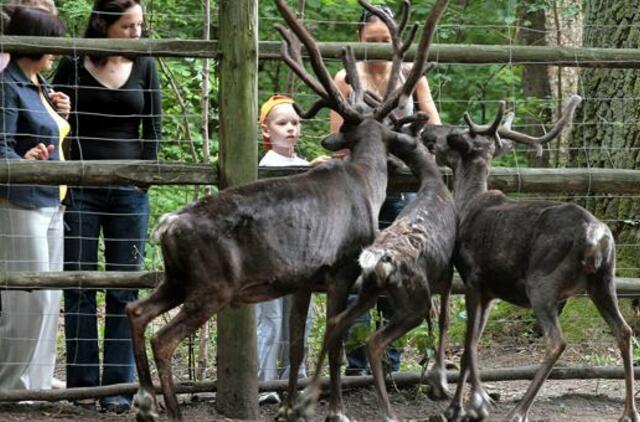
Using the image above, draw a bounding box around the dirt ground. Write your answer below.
[0,379,630,421]
[0,347,635,421]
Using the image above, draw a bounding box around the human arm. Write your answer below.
[0,81,22,160]
[141,58,162,160]
[414,75,440,125]
[329,69,352,134]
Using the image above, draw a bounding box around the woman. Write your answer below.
[53,0,161,413]
[331,5,441,376]
[0,6,70,390]
[0,0,58,72]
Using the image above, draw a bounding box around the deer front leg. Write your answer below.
[425,283,452,400]
[324,268,358,422]
[277,290,312,422]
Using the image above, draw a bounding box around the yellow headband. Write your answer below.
[259,95,295,126]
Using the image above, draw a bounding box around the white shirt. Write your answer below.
[259,150,310,167]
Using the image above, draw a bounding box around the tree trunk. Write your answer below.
[546,0,582,166]
[518,4,552,167]
[216,0,259,418]
[568,0,640,283]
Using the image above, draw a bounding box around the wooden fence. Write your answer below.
[2,3,640,416]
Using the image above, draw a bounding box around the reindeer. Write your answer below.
[124,0,448,420]
[421,96,639,422]
[297,133,456,422]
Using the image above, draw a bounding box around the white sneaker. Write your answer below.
[258,391,281,405]
[51,378,66,390]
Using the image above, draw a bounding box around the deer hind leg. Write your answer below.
[366,304,425,422]
[504,285,567,422]
[126,282,184,422]
[587,272,640,422]
[150,296,220,422]
[426,284,452,400]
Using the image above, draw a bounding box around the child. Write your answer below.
[259,94,309,167]
[256,95,312,404]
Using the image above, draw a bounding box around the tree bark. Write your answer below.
[518,4,552,167]
[546,0,582,166]
[216,0,259,418]
[568,0,640,284]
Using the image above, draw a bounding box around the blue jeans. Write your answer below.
[345,193,416,374]
[63,187,149,406]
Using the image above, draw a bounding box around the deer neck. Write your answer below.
[454,158,489,211]
[350,131,389,209]
[403,147,443,191]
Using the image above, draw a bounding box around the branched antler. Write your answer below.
[373,0,448,121]
[358,0,415,104]
[275,0,362,123]
[463,101,506,148]
[497,95,582,157]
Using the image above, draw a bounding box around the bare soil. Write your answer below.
[1,349,634,421]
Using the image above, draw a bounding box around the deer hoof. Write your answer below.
[133,390,159,422]
[619,411,640,422]
[287,386,318,422]
[425,370,451,401]
[442,404,466,422]
[275,404,292,422]
[325,411,350,422]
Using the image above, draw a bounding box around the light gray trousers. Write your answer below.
[0,198,63,390]
[256,294,313,382]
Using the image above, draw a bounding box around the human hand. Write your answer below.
[309,155,332,167]
[24,143,54,160]
[49,91,71,119]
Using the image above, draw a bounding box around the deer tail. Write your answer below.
[150,213,180,244]
[582,222,614,274]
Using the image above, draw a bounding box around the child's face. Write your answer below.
[262,104,301,148]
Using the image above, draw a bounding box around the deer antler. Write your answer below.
[497,95,582,157]
[358,0,416,104]
[463,101,506,148]
[275,0,362,123]
[374,0,448,121]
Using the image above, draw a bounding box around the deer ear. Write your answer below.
[321,133,348,151]
[446,132,472,154]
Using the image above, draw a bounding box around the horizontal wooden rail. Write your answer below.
[2,37,640,67]
[3,161,640,194]
[3,271,640,296]
[0,365,637,402]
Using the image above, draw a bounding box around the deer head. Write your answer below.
[274,0,448,156]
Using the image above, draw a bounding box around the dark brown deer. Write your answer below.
[125,0,448,420]
[297,134,456,422]
[421,96,639,422]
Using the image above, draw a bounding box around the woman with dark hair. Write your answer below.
[331,4,441,376]
[53,0,161,413]
[0,6,70,390]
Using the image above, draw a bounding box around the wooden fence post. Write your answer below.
[215,0,259,418]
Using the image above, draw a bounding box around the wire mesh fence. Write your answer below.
[0,0,638,414]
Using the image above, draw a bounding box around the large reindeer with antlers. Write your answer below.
[125,0,447,421]
[421,96,639,422]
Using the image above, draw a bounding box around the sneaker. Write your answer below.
[101,402,131,414]
[258,391,281,405]
[73,399,97,411]
[51,378,66,390]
